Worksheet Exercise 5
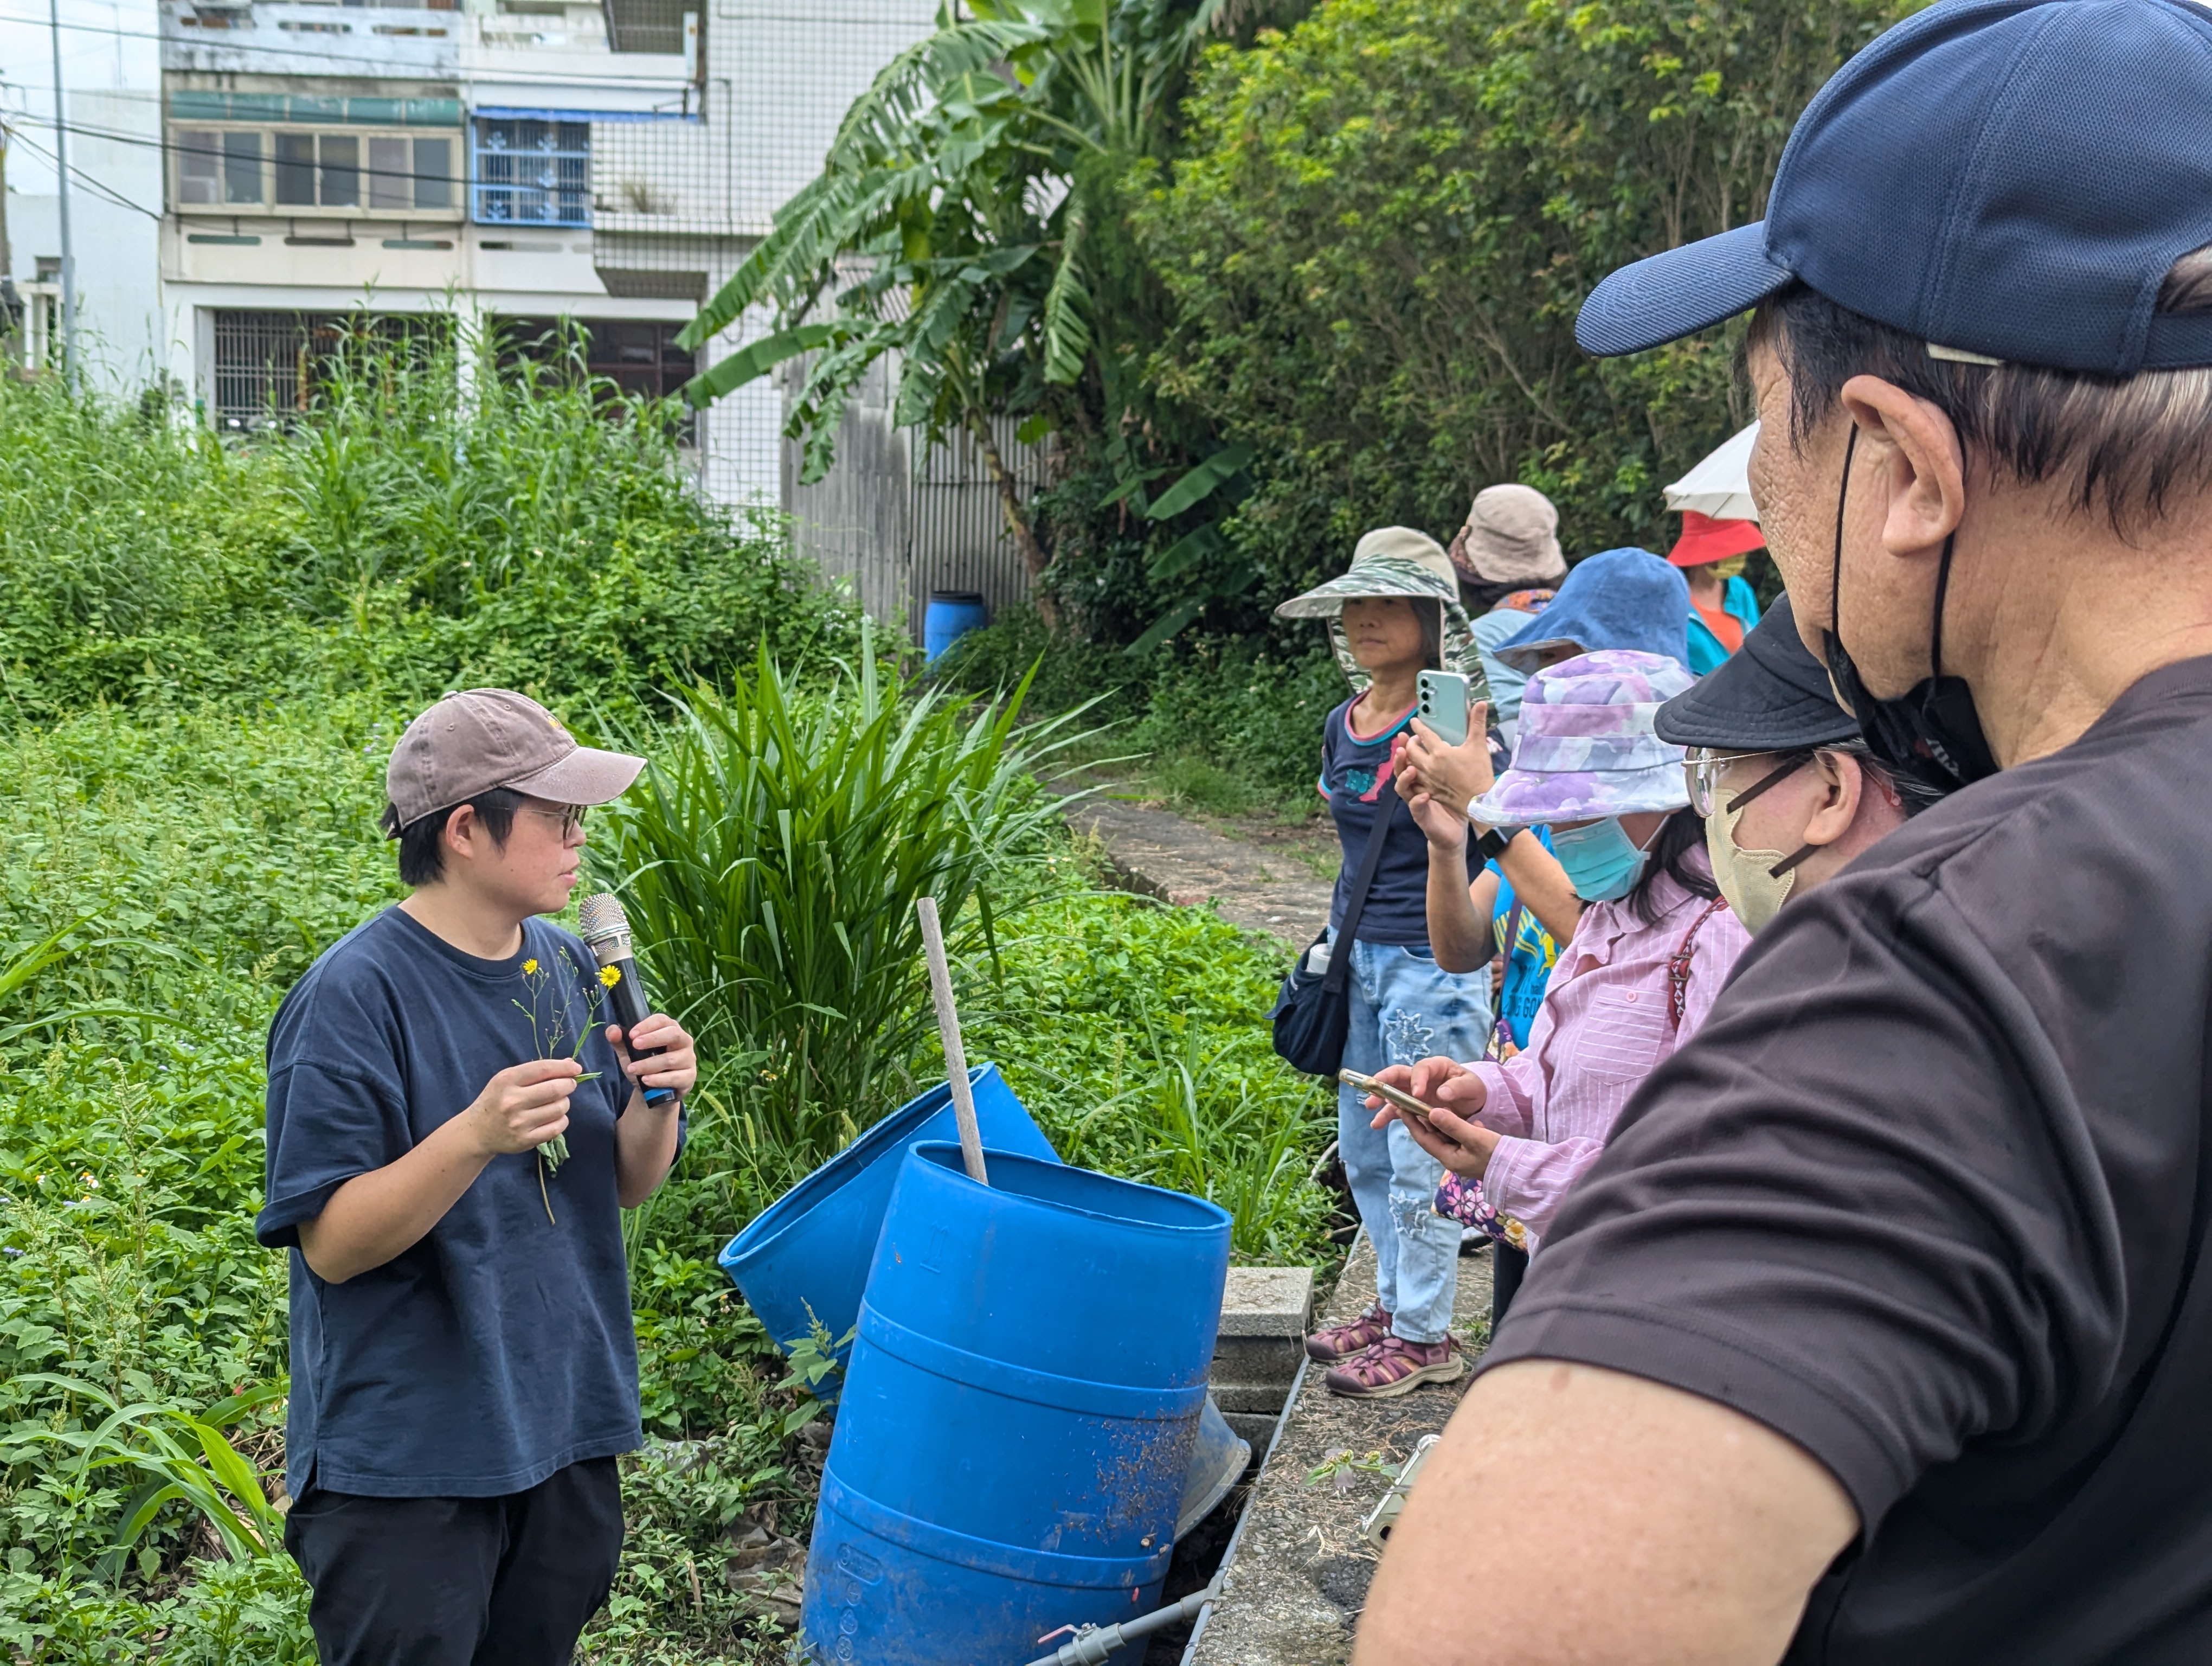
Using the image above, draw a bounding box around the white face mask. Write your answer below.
[1699,754,1817,934]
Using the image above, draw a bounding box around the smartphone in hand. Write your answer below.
[1416,670,1471,747]
[1339,1067,1438,1126]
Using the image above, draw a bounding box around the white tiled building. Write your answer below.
[6,0,938,506]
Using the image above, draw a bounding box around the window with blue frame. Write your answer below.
[471,118,589,227]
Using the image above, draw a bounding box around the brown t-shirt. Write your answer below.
[1483,656,2212,1663]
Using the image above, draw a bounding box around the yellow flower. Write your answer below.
[599,964,621,988]
[523,958,539,975]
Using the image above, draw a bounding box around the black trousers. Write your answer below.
[285,1457,625,1666]
[1491,1241,1529,1331]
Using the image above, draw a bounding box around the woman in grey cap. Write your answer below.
[1448,484,1571,732]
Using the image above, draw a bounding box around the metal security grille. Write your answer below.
[603,0,690,53]
[210,311,445,431]
[472,119,590,227]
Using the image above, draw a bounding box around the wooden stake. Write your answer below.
[916,896,989,1186]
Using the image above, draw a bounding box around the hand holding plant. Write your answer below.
[465,1057,582,1157]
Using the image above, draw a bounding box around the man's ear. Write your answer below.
[1804,752,1865,848]
[441,804,479,864]
[1837,375,1966,560]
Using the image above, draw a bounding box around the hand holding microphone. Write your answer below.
[577,895,696,1107]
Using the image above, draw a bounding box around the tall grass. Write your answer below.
[0,320,859,722]
[592,638,1094,1210]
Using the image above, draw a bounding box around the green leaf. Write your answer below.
[1124,598,1208,657]
[1147,522,1227,581]
[1145,444,1254,521]
[679,325,840,411]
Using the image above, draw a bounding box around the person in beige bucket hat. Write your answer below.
[1447,484,1570,734]
[260,688,693,1662]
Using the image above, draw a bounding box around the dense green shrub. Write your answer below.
[1119,0,1918,620]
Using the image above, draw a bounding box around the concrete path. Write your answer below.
[1066,792,1337,948]
[1186,1236,1493,1666]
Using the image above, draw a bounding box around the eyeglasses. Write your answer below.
[1682,749,1815,817]
[524,803,587,840]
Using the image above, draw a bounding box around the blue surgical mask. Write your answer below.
[1548,816,1652,903]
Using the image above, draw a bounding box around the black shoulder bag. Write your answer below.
[1269,792,1399,1076]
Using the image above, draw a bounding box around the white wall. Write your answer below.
[2,0,166,392]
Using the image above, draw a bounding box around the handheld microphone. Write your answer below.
[577,894,678,1107]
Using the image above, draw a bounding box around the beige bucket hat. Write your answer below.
[1451,484,1566,587]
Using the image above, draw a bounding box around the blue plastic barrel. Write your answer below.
[801,1143,1232,1665]
[923,590,989,662]
[718,1066,1056,1369]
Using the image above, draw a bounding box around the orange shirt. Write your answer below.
[1693,600,1745,656]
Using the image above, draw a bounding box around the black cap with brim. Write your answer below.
[1654,593,1862,752]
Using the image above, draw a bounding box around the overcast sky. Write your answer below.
[1,0,161,198]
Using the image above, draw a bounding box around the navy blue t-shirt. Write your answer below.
[259,906,670,1500]
[1320,698,1474,946]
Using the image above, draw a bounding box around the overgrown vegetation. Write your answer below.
[0,322,859,723]
[0,328,1331,1659]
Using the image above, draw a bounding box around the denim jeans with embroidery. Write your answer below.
[1329,930,1493,1344]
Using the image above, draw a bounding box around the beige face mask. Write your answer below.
[1705,799,1799,934]
[1700,753,1818,934]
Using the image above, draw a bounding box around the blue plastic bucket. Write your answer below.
[923,590,989,662]
[717,1066,1056,1364]
[800,1143,1232,1665]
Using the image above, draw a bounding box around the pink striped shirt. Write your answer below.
[1468,863,1751,1253]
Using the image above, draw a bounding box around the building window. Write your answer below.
[173,126,456,215]
[210,311,447,430]
[496,317,696,434]
[471,119,590,227]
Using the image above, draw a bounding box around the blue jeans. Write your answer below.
[1331,933,1493,1345]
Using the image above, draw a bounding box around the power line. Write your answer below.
[3,118,160,217]
[0,6,701,88]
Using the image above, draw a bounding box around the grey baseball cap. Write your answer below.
[380,689,646,836]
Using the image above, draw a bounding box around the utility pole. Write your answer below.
[47,0,78,394]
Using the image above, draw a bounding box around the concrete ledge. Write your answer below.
[1184,1235,1492,1666]
[1219,1266,1315,1336]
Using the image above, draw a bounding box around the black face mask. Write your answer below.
[1819,426,1998,792]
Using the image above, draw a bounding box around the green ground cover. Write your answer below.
[0,350,1332,1661]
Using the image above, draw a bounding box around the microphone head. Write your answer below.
[577,893,632,951]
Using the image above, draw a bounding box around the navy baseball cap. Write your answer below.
[1654,594,1863,753]
[1577,0,2212,375]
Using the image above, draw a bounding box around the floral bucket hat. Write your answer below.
[1274,527,1490,702]
[1470,649,1694,824]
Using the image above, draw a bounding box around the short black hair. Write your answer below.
[395,788,522,887]
[1625,805,1720,927]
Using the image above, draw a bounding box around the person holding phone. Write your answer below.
[1382,650,1750,1287]
[1272,528,1497,1398]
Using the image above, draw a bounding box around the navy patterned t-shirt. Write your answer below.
[1319,698,1475,946]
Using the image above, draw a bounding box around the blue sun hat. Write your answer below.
[1471,650,1695,824]
[1491,548,1690,674]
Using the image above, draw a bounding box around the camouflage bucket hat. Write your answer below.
[1275,527,1490,702]
[1471,650,1694,824]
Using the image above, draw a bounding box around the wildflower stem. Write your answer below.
[538,1152,556,1226]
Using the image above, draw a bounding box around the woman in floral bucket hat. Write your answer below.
[1274,528,1495,1399]
[1368,650,1752,1316]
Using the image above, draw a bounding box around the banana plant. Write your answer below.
[676,1,1237,583]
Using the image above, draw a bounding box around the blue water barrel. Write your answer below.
[718,1066,1056,1371]
[801,1143,1232,1665]
[923,590,990,662]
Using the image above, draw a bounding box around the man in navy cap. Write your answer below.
[1357,2,2212,1661]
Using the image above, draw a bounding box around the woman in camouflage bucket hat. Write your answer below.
[1358,650,1751,1293]
[1275,528,1496,1401]
[1275,526,1493,706]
